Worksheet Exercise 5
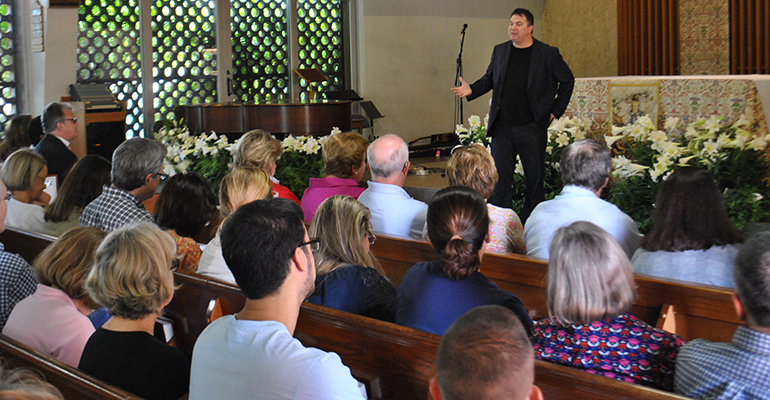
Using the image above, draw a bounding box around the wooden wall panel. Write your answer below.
[618,0,679,75]
[731,0,770,74]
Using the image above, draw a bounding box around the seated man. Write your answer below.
[35,102,79,182]
[675,231,770,398]
[79,138,166,232]
[524,139,641,259]
[430,305,542,400]
[358,134,427,238]
[189,198,366,400]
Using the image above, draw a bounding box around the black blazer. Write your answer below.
[468,38,574,136]
[34,134,77,182]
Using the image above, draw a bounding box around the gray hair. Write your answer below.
[111,138,167,191]
[734,231,770,328]
[547,221,636,324]
[560,139,612,191]
[41,102,74,135]
[367,134,408,179]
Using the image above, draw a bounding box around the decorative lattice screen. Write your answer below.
[0,1,17,128]
[296,0,344,97]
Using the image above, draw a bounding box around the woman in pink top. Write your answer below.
[446,144,526,254]
[3,227,106,367]
[301,132,368,221]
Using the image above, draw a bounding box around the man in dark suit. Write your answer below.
[35,102,79,182]
[452,8,574,222]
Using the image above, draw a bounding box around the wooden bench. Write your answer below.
[0,227,56,264]
[0,334,140,399]
[167,271,688,400]
[369,232,741,343]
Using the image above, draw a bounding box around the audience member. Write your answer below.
[0,114,32,162]
[190,198,365,399]
[79,138,166,232]
[197,167,272,283]
[27,116,43,147]
[0,178,37,330]
[632,167,741,288]
[233,129,300,204]
[430,305,542,400]
[675,231,770,398]
[301,132,368,221]
[154,171,216,273]
[446,144,525,254]
[3,228,105,367]
[531,221,681,391]
[524,139,641,259]
[0,363,63,400]
[358,134,427,238]
[1,149,48,232]
[42,155,111,237]
[35,102,78,182]
[79,222,189,400]
[396,186,532,335]
[307,195,396,321]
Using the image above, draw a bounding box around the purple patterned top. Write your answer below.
[531,312,683,391]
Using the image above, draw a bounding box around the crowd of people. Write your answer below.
[0,100,764,399]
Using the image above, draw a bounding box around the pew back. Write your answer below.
[370,233,741,343]
[0,227,56,264]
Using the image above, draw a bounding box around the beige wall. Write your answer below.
[542,0,618,78]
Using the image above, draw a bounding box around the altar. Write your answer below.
[563,75,770,136]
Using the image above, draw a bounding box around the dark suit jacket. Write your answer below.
[34,134,77,182]
[468,38,574,136]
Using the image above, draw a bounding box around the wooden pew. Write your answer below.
[0,334,140,399]
[0,227,56,264]
[369,232,741,343]
[167,271,689,400]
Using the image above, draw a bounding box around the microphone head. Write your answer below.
[463,23,468,29]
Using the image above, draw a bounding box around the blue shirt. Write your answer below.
[396,259,533,336]
[524,185,642,259]
[358,181,427,239]
[675,326,770,399]
[307,265,397,322]
[632,245,740,288]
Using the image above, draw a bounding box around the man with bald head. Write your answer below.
[358,134,427,238]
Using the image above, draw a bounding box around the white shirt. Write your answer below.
[524,185,642,259]
[5,199,45,233]
[190,315,366,400]
[196,233,236,284]
[358,181,427,239]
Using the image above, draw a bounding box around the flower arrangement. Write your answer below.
[455,114,490,147]
[275,131,332,198]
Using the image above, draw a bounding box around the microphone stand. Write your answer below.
[454,24,467,129]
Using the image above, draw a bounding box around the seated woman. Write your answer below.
[79,222,189,400]
[307,195,396,321]
[0,114,32,162]
[631,167,741,288]
[154,171,217,273]
[301,132,368,221]
[3,227,106,367]
[197,167,272,284]
[233,129,300,204]
[42,155,111,237]
[531,221,682,391]
[396,186,533,335]
[446,144,525,254]
[1,149,49,232]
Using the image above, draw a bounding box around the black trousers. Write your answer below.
[490,121,547,222]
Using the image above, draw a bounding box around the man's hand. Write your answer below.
[451,77,472,98]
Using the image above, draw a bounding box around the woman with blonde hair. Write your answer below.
[1,149,49,232]
[79,222,189,400]
[447,144,525,254]
[3,227,106,367]
[233,129,300,204]
[531,221,682,391]
[307,195,396,321]
[396,186,532,335]
[301,132,368,221]
[197,167,272,284]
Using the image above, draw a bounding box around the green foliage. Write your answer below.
[275,150,324,199]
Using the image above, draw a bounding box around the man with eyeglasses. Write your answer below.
[190,198,366,400]
[34,102,80,182]
[358,134,428,239]
[80,138,167,233]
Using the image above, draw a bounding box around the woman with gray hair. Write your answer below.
[530,221,682,391]
[78,222,189,400]
[1,149,49,232]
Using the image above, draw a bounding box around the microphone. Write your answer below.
[461,24,468,35]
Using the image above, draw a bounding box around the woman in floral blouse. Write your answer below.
[531,221,683,391]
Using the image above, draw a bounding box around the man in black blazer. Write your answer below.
[452,8,574,222]
[35,102,79,182]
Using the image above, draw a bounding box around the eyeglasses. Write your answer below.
[63,118,77,124]
[367,232,377,245]
[297,238,321,252]
[3,192,11,201]
[156,172,169,181]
